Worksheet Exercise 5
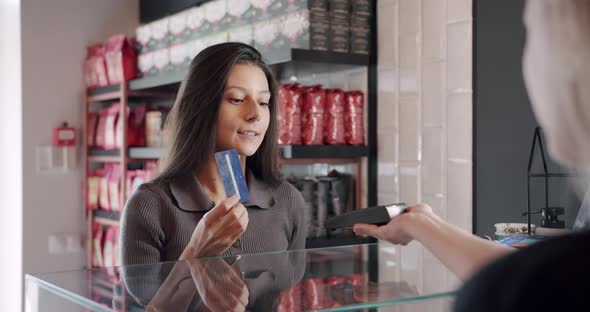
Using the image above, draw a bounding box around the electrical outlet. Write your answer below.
[48,233,84,254]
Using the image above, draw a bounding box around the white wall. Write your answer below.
[0,0,23,311]
[376,0,473,299]
[17,0,138,308]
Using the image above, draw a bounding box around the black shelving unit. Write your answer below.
[88,148,120,157]
[87,85,119,97]
[306,236,376,249]
[94,209,121,222]
[281,145,369,159]
[128,147,165,159]
[129,70,185,92]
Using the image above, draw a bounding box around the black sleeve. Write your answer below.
[453,230,590,312]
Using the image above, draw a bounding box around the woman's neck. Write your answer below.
[196,154,247,205]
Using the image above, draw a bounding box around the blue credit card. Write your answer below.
[215,149,250,203]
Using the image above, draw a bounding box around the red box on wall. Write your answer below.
[53,122,76,147]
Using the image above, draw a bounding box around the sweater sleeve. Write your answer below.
[119,184,166,266]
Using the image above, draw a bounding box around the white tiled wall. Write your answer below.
[377,0,473,298]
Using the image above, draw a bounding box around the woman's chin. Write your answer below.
[234,146,258,157]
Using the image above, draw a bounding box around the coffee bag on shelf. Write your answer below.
[92,223,104,267]
[84,43,109,87]
[103,104,120,150]
[105,34,138,84]
[324,89,346,144]
[87,112,98,148]
[278,84,303,144]
[302,85,326,145]
[344,91,365,145]
[98,165,112,211]
[108,164,121,212]
[87,170,101,210]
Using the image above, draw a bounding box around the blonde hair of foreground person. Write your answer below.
[353,0,590,281]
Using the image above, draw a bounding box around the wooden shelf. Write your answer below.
[87,85,120,102]
[93,210,121,227]
[88,155,120,163]
[86,49,371,94]
[280,145,369,159]
[92,285,115,300]
[128,147,165,160]
[129,71,186,92]
[88,148,120,163]
[88,148,120,156]
[87,85,176,102]
[89,147,165,162]
[90,146,367,162]
[93,277,116,289]
[305,235,375,249]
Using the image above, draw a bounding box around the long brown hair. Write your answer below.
[157,42,280,186]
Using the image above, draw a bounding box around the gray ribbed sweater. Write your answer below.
[119,172,308,265]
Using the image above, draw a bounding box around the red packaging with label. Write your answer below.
[344,91,366,145]
[98,165,112,211]
[133,105,147,147]
[85,43,109,87]
[108,164,121,212]
[288,84,303,144]
[92,223,104,267]
[324,89,346,145]
[115,105,135,149]
[303,278,325,310]
[87,169,101,210]
[103,226,118,268]
[104,104,120,150]
[326,276,347,286]
[87,112,99,148]
[325,275,353,307]
[113,228,121,267]
[277,84,289,144]
[348,273,366,287]
[302,85,326,145]
[84,46,97,87]
[145,108,170,147]
[105,34,138,85]
[277,281,302,312]
[278,84,303,145]
[94,108,109,148]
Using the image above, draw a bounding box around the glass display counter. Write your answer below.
[25,243,457,311]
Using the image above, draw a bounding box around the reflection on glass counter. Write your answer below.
[25,243,457,312]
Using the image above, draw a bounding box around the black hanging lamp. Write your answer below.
[523,127,568,234]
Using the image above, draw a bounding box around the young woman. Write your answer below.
[120,42,307,265]
[355,1,590,311]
